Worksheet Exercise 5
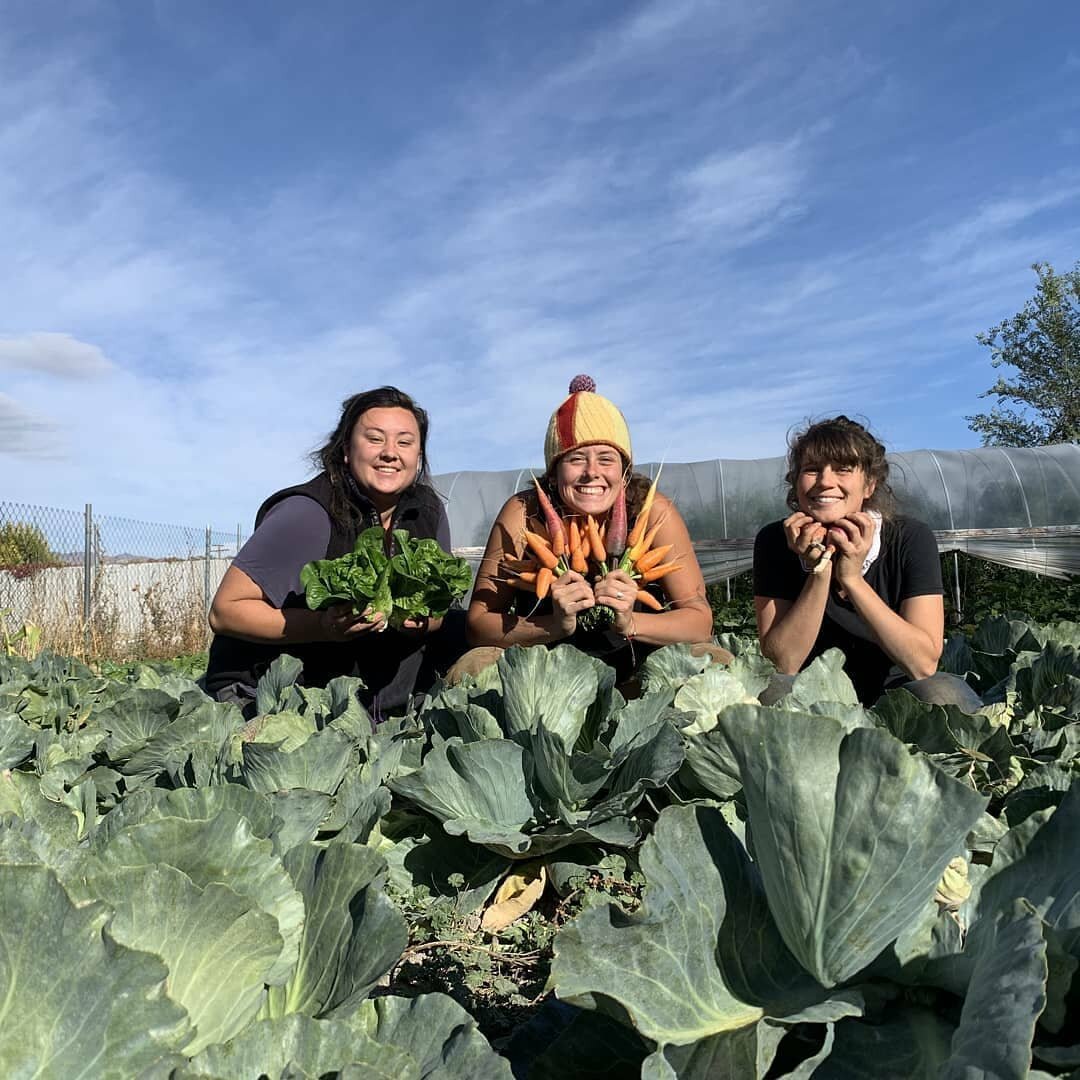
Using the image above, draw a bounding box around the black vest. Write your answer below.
[204,473,446,712]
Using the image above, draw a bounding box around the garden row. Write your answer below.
[1,614,1079,1077]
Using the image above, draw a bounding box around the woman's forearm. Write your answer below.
[465,608,570,648]
[209,597,329,645]
[620,598,712,647]
[759,573,831,674]
[843,580,941,679]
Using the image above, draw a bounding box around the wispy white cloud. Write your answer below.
[924,180,1080,263]
[675,139,809,242]
[540,0,779,100]
[0,393,62,459]
[0,333,113,377]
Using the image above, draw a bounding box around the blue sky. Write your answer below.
[2,0,1079,533]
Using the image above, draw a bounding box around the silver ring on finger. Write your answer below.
[615,590,624,600]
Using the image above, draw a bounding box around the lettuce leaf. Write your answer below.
[300,527,471,627]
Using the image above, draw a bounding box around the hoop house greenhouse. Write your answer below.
[435,442,1080,583]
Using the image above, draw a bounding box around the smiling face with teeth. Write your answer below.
[344,406,422,510]
[553,444,627,517]
[795,458,876,525]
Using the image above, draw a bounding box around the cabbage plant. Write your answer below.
[390,645,686,861]
[549,704,1080,1078]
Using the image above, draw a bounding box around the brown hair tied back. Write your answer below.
[784,415,894,516]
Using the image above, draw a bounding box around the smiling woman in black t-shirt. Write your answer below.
[753,416,982,708]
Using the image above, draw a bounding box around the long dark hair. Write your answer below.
[784,415,895,516]
[310,386,432,528]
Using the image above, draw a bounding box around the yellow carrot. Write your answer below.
[635,543,673,574]
[625,467,662,550]
[639,561,682,584]
[621,468,663,571]
[629,517,665,563]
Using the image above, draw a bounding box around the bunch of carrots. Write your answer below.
[499,471,682,625]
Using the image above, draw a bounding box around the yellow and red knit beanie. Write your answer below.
[544,375,633,469]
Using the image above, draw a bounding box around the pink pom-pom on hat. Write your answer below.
[544,374,632,469]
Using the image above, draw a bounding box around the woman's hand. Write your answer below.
[319,602,387,640]
[548,570,596,637]
[783,512,829,566]
[593,570,639,636]
[826,513,875,589]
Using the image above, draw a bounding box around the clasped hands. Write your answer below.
[549,569,637,636]
[783,511,875,588]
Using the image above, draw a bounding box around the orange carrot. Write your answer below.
[635,543,673,574]
[568,519,581,554]
[635,589,664,611]
[622,469,663,571]
[570,544,589,575]
[585,516,606,563]
[639,562,682,584]
[536,566,554,599]
[509,570,538,585]
[523,530,559,570]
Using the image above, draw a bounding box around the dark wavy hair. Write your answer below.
[784,415,895,516]
[310,386,432,528]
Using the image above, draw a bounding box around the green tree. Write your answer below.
[0,522,55,567]
[966,261,1080,446]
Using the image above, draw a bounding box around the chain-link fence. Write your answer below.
[0,501,244,660]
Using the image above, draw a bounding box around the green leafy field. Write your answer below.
[2,615,1080,1078]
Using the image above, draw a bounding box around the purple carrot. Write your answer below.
[606,483,627,560]
[533,477,568,557]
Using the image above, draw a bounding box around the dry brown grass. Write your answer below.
[2,561,211,662]
[127,579,210,659]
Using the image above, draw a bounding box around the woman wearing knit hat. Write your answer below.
[458,376,721,687]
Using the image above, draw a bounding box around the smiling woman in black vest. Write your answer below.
[204,386,450,719]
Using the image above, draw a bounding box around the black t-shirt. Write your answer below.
[753,515,943,703]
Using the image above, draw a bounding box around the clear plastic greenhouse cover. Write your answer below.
[433,443,1080,582]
